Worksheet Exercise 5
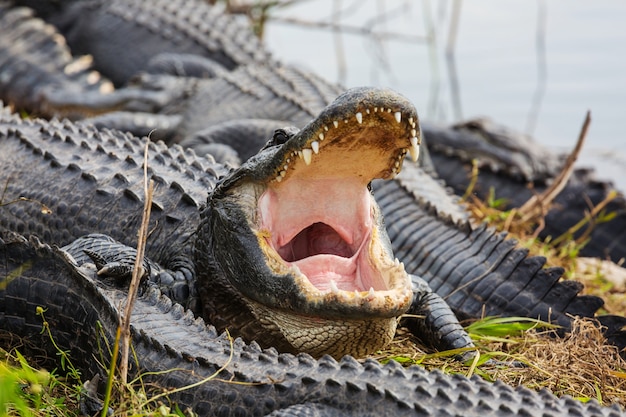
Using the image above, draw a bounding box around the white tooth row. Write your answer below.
[322,258,406,300]
[274,109,421,182]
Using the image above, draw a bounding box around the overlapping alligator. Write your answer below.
[2,0,624,264]
[1,0,626,415]
[1,97,624,416]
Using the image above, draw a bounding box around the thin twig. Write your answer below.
[119,140,155,383]
[518,111,591,223]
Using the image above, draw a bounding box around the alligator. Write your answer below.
[3,0,624,269]
[422,118,626,264]
[10,0,272,86]
[0,87,486,360]
[0,105,622,416]
[5,234,626,417]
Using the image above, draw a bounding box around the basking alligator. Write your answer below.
[3,0,624,268]
[1,101,624,415]
[1,0,625,335]
[5,235,624,417]
[1,88,484,360]
[423,118,626,264]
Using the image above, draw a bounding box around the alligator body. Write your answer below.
[2,94,626,413]
[3,0,624,269]
[5,234,625,417]
[423,119,626,263]
[11,0,271,86]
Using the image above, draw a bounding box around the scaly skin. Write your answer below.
[3,234,623,416]
[0,89,476,359]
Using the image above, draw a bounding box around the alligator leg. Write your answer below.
[62,234,199,312]
[404,274,475,354]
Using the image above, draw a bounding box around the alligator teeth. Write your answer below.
[394,111,401,123]
[311,141,320,154]
[323,125,329,131]
[409,136,420,162]
[302,148,313,165]
[318,133,324,141]
[411,129,417,137]
[356,112,363,124]
[330,279,339,294]
[333,120,339,128]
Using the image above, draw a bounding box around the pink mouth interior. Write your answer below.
[258,177,387,292]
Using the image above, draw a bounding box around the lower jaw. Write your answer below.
[247,300,398,358]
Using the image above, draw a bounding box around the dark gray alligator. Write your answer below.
[422,118,626,264]
[5,234,625,417]
[0,106,621,416]
[0,88,480,360]
[1,0,625,337]
[10,0,272,86]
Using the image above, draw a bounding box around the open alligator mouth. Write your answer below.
[254,87,420,315]
[203,87,422,356]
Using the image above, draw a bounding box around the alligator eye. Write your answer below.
[262,127,299,150]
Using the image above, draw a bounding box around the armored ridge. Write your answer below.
[3,234,623,416]
[13,0,272,86]
[1,103,626,414]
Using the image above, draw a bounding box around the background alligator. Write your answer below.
[4,233,624,417]
[2,0,624,266]
[1,1,626,414]
[1,98,626,414]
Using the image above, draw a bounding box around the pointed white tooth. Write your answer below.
[302,148,312,165]
[409,117,414,124]
[283,165,288,170]
[330,279,339,294]
[298,150,303,159]
[333,120,339,128]
[394,111,401,123]
[275,175,282,182]
[311,141,320,154]
[410,136,420,162]
[356,112,363,124]
[411,129,417,137]
[394,258,400,266]
[374,107,378,112]
[318,133,324,141]
[323,125,329,131]
[368,287,375,297]
[366,108,371,114]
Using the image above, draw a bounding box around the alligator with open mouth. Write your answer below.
[1,1,626,414]
[1,97,624,415]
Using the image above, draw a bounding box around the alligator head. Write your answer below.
[196,87,421,357]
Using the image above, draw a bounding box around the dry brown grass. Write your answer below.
[376,317,626,407]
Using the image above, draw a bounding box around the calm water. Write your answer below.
[265,0,626,190]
